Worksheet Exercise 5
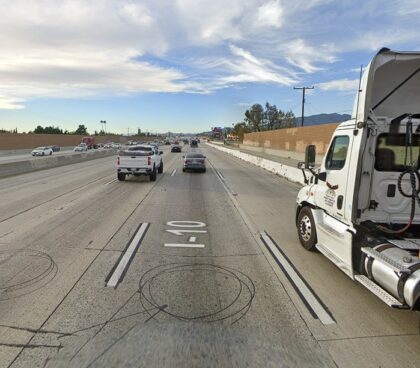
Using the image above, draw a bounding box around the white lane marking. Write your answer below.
[189,236,197,243]
[170,169,177,176]
[105,178,117,185]
[166,229,207,236]
[260,231,335,326]
[216,170,225,179]
[106,223,149,288]
[166,221,206,228]
[164,243,205,248]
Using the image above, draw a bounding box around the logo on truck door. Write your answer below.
[324,189,336,207]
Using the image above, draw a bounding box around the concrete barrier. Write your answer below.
[207,142,305,185]
[0,149,116,179]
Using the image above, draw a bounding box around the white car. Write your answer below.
[111,143,121,149]
[31,147,53,156]
[74,144,88,152]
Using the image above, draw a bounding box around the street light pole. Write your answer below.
[294,86,314,127]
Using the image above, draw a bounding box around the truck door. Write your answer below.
[315,134,352,220]
[313,132,354,276]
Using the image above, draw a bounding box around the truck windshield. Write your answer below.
[375,133,420,171]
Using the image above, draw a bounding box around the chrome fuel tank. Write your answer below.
[364,244,420,309]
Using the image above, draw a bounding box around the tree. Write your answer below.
[244,104,264,132]
[75,124,88,135]
[34,125,45,134]
[264,102,280,130]
[232,122,250,141]
[279,110,297,128]
[33,125,63,134]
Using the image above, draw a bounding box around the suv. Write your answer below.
[190,140,198,147]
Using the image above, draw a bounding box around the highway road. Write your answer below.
[0,144,418,367]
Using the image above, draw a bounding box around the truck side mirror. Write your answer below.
[305,145,316,168]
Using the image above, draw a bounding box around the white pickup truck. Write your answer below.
[117,145,163,182]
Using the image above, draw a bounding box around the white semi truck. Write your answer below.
[296,48,420,310]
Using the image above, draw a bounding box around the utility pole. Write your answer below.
[294,86,314,127]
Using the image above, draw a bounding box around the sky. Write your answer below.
[0,0,420,134]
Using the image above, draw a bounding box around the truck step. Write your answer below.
[361,247,411,274]
[389,239,420,250]
[354,275,405,308]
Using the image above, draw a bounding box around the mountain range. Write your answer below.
[296,113,351,126]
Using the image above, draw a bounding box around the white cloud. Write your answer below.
[1,0,417,112]
[257,0,283,28]
[318,79,359,92]
[280,39,337,73]
[0,97,25,110]
[223,45,298,85]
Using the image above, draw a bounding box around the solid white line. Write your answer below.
[188,236,197,243]
[171,169,177,176]
[260,231,335,325]
[105,178,117,185]
[164,243,205,248]
[106,223,149,288]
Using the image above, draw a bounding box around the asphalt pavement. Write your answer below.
[0,143,418,368]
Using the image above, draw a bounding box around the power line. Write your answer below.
[294,86,314,127]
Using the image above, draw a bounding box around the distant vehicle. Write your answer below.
[190,140,198,147]
[165,141,171,145]
[50,145,60,152]
[183,139,189,144]
[111,143,121,149]
[82,136,97,149]
[174,140,179,145]
[74,143,88,152]
[117,145,163,182]
[183,152,206,172]
[31,146,53,156]
[197,138,200,143]
[171,144,182,152]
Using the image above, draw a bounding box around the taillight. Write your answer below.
[185,160,191,163]
[117,156,120,165]
[148,156,151,165]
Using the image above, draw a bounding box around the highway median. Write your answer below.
[206,142,305,185]
[0,149,116,178]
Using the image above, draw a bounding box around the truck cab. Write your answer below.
[296,48,420,310]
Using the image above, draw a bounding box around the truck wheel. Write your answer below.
[150,166,157,181]
[158,161,163,173]
[117,173,126,181]
[297,207,317,251]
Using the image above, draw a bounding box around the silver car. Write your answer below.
[74,143,88,152]
[182,153,206,173]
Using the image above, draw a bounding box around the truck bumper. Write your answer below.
[118,168,152,175]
